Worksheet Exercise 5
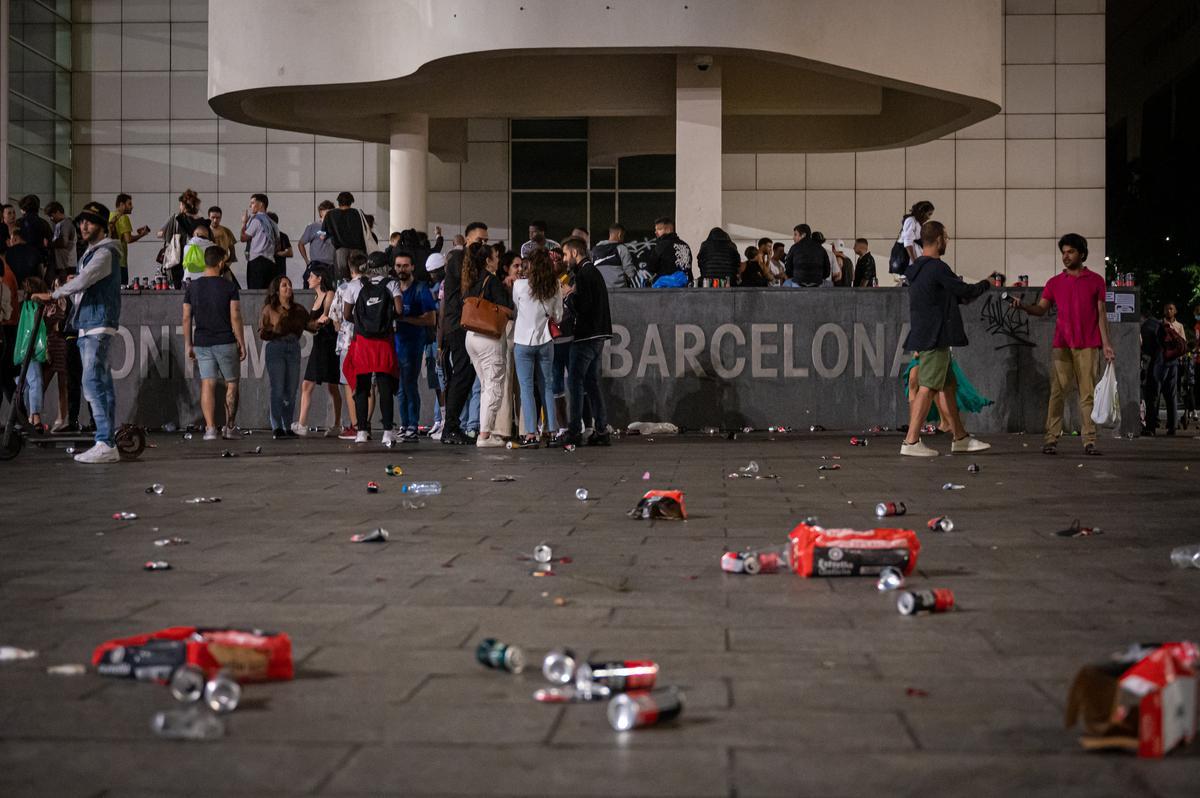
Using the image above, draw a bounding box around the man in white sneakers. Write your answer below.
[898,221,992,457]
[29,202,123,463]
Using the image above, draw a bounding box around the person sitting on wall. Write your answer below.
[783,224,827,287]
[646,217,693,288]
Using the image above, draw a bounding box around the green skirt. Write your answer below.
[900,356,994,422]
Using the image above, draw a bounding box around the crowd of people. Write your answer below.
[1,189,1196,463]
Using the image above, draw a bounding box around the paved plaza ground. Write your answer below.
[1,428,1199,796]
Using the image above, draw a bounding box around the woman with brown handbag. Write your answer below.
[461,242,514,447]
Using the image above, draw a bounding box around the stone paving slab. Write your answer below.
[1,430,1199,795]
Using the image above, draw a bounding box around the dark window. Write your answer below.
[511,118,588,139]
[619,155,675,190]
[589,192,616,239]
[616,192,675,244]
[511,193,588,245]
[511,141,588,190]
[590,168,616,190]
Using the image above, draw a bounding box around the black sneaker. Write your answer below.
[402,428,419,443]
[273,428,286,440]
[284,428,298,438]
[561,431,583,448]
[441,429,470,445]
[586,431,612,447]
[517,436,539,449]
[545,433,565,449]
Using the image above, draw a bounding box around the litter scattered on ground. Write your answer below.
[0,646,37,661]
[112,512,138,520]
[1056,520,1102,538]
[183,497,221,504]
[807,425,824,432]
[721,549,785,574]
[942,483,966,491]
[476,638,525,673]
[817,464,841,471]
[789,521,920,578]
[877,567,905,591]
[333,467,351,474]
[401,500,425,510]
[642,471,651,480]
[906,687,930,697]
[351,529,389,543]
[897,588,955,615]
[850,437,869,446]
[1170,545,1200,569]
[1065,641,1198,758]
[575,488,589,501]
[92,626,294,683]
[739,461,760,475]
[609,687,683,731]
[875,501,907,518]
[46,663,86,676]
[626,421,678,435]
[533,543,553,563]
[143,561,172,571]
[365,481,380,494]
[145,484,165,495]
[151,707,225,741]
[221,449,237,458]
[926,516,955,533]
[491,475,516,482]
[628,490,687,520]
[401,481,441,496]
[154,537,188,547]
[967,463,980,473]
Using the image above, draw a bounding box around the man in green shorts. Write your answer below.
[900,221,993,457]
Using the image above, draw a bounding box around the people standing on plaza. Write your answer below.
[783,224,827,287]
[512,248,563,447]
[832,240,854,287]
[182,245,246,441]
[16,196,53,277]
[3,227,42,284]
[1010,234,1114,453]
[181,222,213,278]
[342,252,402,445]
[561,237,613,446]
[241,194,279,290]
[41,277,73,433]
[16,276,50,430]
[298,200,337,276]
[259,275,320,439]
[157,189,202,288]
[439,222,489,445]
[322,192,374,280]
[267,212,293,283]
[895,201,935,275]
[646,217,693,288]
[424,252,447,439]
[461,241,514,447]
[0,203,14,257]
[549,247,577,438]
[294,265,342,437]
[591,223,638,288]
[110,195,151,286]
[207,206,239,279]
[0,256,16,410]
[697,227,740,287]
[392,250,437,443]
[853,238,876,287]
[899,221,991,457]
[29,201,123,463]
[46,202,77,281]
[519,220,559,260]
[332,252,369,439]
[1146,302,1186,436]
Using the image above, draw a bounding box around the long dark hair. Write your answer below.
[461,241,490,294]
[526,248,558,302]
[905,200,935,224]
[266,275,292,309]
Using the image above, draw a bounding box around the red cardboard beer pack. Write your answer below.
[1066,641,1199,758]
[787,522,920,578]
[92,625,294,684]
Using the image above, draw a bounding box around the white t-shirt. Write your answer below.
[899,216,922,258]
[512,278,563,347]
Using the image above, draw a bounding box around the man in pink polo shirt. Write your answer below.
[1011,233,1114,455]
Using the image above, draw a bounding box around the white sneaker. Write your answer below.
[428,420,443,439]
[951,436,991,453]
[900,440,939,458]
[74,441,120,464]
[381,430,397,447]
[465,429,478,440]
[221,426,238,440]
[354,430,370,444]
[475,435,505,448]
[291,422,309,437]
[203,427,219,441]
[50,419,68,433]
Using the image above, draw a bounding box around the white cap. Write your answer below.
[425,252,446,272]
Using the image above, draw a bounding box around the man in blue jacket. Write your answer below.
[899,220,992,458]
[31,201,123,464]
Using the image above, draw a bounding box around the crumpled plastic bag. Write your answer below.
[626,421,679,436]
[1091,362,1120,427]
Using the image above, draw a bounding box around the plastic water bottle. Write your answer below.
[401,481,442,496]
[1170,545,1200,569]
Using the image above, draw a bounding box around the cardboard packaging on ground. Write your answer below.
[1065,641,1199,758]
[787,523,920,578]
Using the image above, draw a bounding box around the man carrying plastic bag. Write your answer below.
[1010,233,1115,455]
[1091,361,1120,428]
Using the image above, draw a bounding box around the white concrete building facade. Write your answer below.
[3,0,1105,286]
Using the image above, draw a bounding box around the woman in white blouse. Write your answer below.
[511,248,564,448]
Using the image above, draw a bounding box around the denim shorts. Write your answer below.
[195,342,240,381]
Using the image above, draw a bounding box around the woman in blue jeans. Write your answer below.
[258,275,325,439]
[511,249,564,448]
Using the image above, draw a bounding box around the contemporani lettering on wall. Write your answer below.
[601,322,913,381]
[107,325,313,381]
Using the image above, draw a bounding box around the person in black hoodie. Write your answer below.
[784,224,828,287]
[697,227,740,287]
[645,216,693,287]
[899,220,992,458]
[561,237,613,446]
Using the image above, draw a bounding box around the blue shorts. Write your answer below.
[195,342,240,381]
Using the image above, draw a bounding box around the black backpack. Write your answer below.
[888,240,910,275]
[353,277,396,339]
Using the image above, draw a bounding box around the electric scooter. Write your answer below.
[0,302,146,461]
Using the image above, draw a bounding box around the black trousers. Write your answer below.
[355,373,395,434]
[0,327,16,407]
[440,327,475,435]
[1146,361,1179,433]
[247,257,275,290]
[66,336,83,425]
[168,264,184,289]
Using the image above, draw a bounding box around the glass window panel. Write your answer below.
[8,148,70,201]
[590,168,616,190]
[589,192,615,239]
[616,192,675,243]
[511,141,587,190]
[618,155,675,190]
[511,118,587,139]
[9,46,71,116]
[511,192,588,245]
[11,1,70,66]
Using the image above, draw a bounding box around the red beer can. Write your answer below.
[875,501,906,518]
[896,588,955,615]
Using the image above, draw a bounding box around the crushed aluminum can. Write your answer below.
[183,497,221,504]
[875,501,907,518]
[475,638,525,674]
[146,483,165,495]
[850,437,869,446]
[143,561,172,571]
[150,707,225,741]
[113,512,138,520]
[382,465,403,476]
[533,543,553,563]
[967,463,980,473]
[0,646,37,661]
[366,481,379,494]
[866,425,889,433]
[533,685,610,703]
[169,664,206,703]
[942,483,966,491]
[204,671,241,714]
[721,551,782,575]
[807,425,824,432]
[739,461,760,474]
[607,686,684,731]
[576,660,658,693]
[742,426,754,434]
[334,467,351,474]
[154,537,188,547]
[491,475,516,482]
[817,464,841,471]
[877,566,905,592]
[927,516,955,533]
[182,433,193,441]
[46,663,87,676]
[64,446,75,454]
[575,487,589,501]
[221,449,237,458]
[542,648,578,685]
[897,588,955,615]
[1056,520,1102,538]
[563,444,576,452]
[351,528,389,543]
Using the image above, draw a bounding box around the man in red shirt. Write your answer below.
[1011,234,1114,455]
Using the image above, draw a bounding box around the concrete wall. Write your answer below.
[46,288,1139,437]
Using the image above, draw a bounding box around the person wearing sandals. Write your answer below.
[1009,233,1113,456]
[512,248,563,448]
[294,265,342,437]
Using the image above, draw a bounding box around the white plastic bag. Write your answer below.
[1091,362,1120,427]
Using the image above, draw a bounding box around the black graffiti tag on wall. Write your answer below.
[979,293,1036,349]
